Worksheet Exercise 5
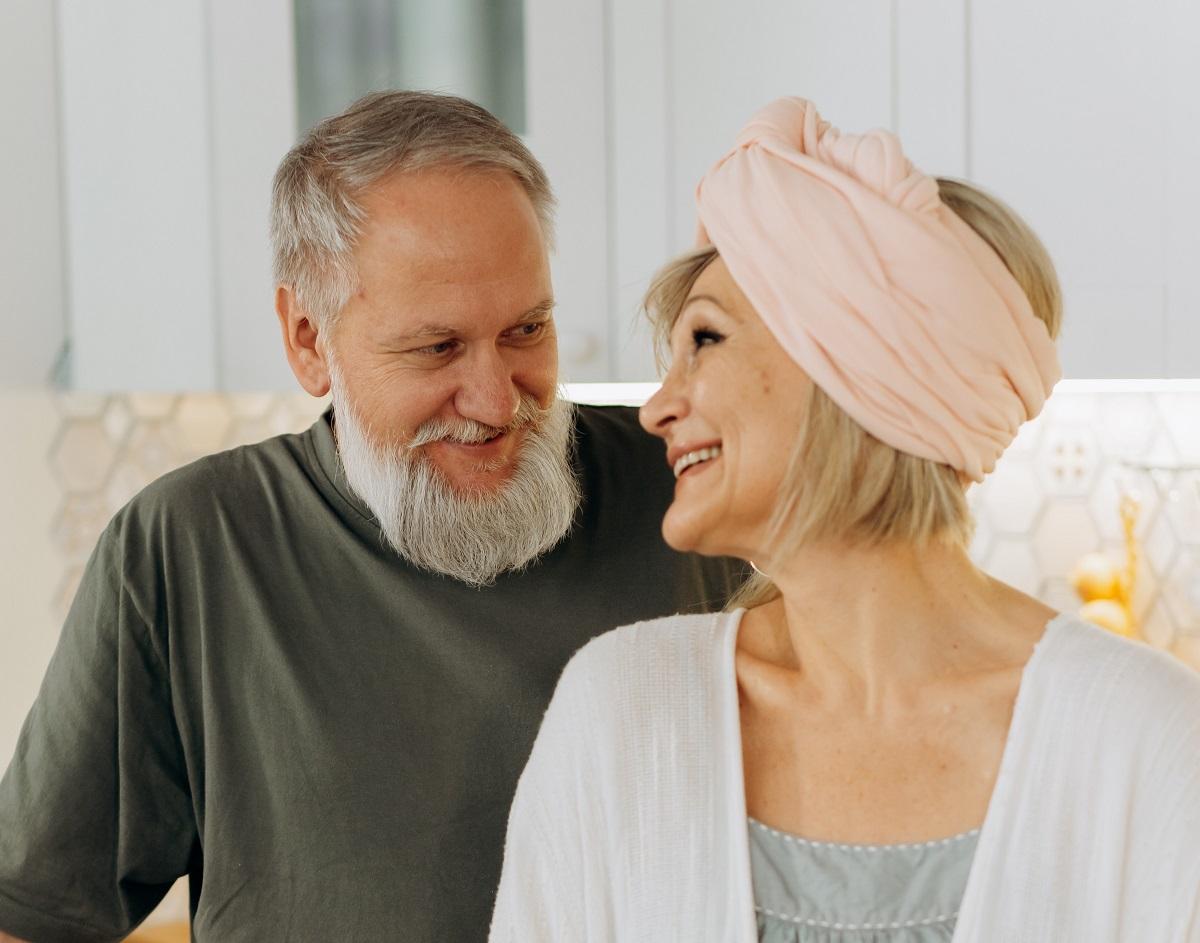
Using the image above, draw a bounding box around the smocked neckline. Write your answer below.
[748,817,981,853]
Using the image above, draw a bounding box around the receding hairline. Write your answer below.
[352,163,548,240]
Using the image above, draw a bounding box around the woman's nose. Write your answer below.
[639,370,687,437]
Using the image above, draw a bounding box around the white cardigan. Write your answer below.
[490,610,1200,941]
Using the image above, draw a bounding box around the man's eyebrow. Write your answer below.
[391,301,556,344]
[394,324,458,342]
[514,300,556,323]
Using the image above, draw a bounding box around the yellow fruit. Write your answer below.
[1080,599,1135,638]
[1070,552,1122,602]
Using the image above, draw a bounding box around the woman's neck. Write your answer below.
[745,539,1054,714]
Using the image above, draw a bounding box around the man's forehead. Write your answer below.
[358,167,532,234]
[355,179,546,277]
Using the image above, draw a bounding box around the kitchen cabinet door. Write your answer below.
[971,0,1200,378]
[44,0,1200,387]
[58,0,220,391]
[523,0,612,382]
[610,0,1200,380]
[609,0,897,380]
[55,0,297,392]
[0,0,65,388]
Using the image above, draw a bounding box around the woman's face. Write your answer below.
[639,256,811,560]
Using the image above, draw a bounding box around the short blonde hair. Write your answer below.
[643,179,1062,609]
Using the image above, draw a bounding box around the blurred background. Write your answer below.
[6,0,1200,391]
[3,0,1200,933]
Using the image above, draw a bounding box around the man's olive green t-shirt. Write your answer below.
[0,405,743,942]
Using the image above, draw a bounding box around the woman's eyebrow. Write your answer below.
[683,293,725,311]
[681,293,738,320]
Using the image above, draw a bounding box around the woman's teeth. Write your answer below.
[673,446,722,478]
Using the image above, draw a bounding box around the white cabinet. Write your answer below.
[50,0,615,390]
[608,0,897,380]
[58,0,219,390]
[606,0,1200,380]
[55,0,296,391]
[208,0,300,390]
[0,0,67,387]
[523,0,612,382]
[970,0,1200,378]
[14,0,1200,389]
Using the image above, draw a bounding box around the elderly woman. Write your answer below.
[489,99,1200,941]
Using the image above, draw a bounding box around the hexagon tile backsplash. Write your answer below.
[37,388,1200,667]
[47,392,329,616]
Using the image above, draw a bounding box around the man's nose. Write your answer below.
[453,347,521,428]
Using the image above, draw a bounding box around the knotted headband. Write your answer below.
[695,97,1061,482]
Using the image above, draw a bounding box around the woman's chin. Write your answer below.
[662,512,724,557]
[661,512,698,553]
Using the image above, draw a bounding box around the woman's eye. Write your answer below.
[692,327,724,350]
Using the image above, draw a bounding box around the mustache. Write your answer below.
[405,394,548,450]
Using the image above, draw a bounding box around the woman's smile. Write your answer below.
[671,444,723,479]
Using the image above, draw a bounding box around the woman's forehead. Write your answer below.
[690,254,731,298]
[682,258,752,322]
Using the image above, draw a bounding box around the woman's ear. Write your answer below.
[276,285,331,397]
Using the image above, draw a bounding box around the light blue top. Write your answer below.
[749,817,979,942]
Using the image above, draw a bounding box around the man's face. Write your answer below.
[326,167,559,494]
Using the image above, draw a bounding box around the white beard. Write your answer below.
[327,363,581,587]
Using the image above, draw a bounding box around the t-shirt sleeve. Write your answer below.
[0,521,195,943]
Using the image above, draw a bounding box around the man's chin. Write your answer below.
[438,467,518,497]
[422,430,526,494]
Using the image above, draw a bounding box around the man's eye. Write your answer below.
[416,340,457,356]
[692,328,724,350]
[504,321,547,343]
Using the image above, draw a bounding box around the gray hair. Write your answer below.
[270,90,556,330]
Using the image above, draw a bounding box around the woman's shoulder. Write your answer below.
[1025,614,1200,896]
[550,610,740,724]
[569,609,735,674]
[1041,613,1200,707]
[1035,613,1200,758]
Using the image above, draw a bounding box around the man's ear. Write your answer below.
[276,285,331,397]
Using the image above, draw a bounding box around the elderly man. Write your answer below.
[0,92,741,942]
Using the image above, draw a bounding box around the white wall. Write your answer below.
[0,1,66,388]
[0,395,62,769]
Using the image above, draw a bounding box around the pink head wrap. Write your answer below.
[695,97,1061,482]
